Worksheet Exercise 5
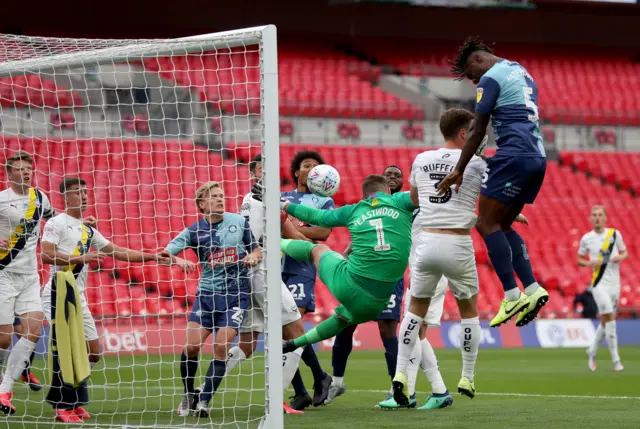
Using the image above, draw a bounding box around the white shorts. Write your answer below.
[0,270,42,325]
[240,267,301,334]
[405,274,447,326]
[410,232,478,301]
[591,286,619,316]
[41,283,99,341]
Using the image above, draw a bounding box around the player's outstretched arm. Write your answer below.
[282,202,353,229]
[163,229,198,273]
[40,241,105,266]
[100,242,172,265]
[282,217,311,241]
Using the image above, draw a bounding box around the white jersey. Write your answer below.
[0,187,54,274]
[241,191,264,244]
[578,228,626,290]
[41,213,110,293]
[410,148,486,230]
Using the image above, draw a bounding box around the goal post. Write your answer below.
[0,25,282,429]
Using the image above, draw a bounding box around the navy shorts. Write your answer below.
[188,290,251,332]
[481,154,546,205]
[14,318,20,326]
[376,277,404,322]
[281,273,316,313]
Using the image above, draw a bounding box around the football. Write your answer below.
[307,164,341,197]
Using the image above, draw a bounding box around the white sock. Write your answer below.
[407,340,422,396]
[0,338,37,393]
[524,282,540,296]
[225,346,247,375]
[396,312,424,375]
[332,376,344,387]
[460,317,481,382]
[505,288,521,301]
[90,361,97,370]
[587,324,605,357]
[282,348,303,390]
[0,348,9,374]
[420,338,447,394]
[604,321,620,363]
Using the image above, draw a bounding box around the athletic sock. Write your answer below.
[301,345,325,384]
[280,239,316,261]
[588,324,606,357]
[420,338,447,394]
[460,317,480,381]
[604,321,620,363]
[90,361,97,371]
[332,324,356,378]
[200,359,226,404]
[407,340,422,396]
[291,370,308,397]
[382,336,399,381]
[225,346,247,375]
[283,348,303,390]
[0,338,37,393]
[483,230,519,298]
[332,376,344,387]
[395,312,424,375]
[180,351,198,394]
[505,230,538,295]
[21,350,35,379]
[293,314,350,348]
[0,348,9,375]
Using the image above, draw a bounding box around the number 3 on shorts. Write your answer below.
[387,294,396,309]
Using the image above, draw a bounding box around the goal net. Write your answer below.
[0,26,283,429]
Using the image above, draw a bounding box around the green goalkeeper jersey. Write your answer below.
[285,191,417,284]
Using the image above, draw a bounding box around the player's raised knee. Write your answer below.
[184,344,201,358]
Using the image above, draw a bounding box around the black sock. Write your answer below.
[332,324,356,377]
[382,336,398,380]
[21,351,36,379]
[200,359,227,404]
[180,351,198,394]
[302,346,325,385]
[291,370,308,396]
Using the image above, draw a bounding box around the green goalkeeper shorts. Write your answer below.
[318,250,395,325]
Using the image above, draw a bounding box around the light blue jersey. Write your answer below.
[165,213,257,293]
[280,190,335,278]
[475,60,545,158]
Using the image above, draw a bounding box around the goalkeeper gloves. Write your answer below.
[251,181,289,210]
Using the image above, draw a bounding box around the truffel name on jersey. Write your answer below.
[421,163,454,173]
[353,207,400,226]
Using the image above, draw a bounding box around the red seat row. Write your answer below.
[0,75,82,108]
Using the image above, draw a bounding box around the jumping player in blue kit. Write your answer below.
[166,181,262,418]
[324,165,406,406]
[438,37,549,328]
[281,150,333,410]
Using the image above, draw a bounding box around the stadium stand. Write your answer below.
[364,45,640,126]
[142,46,424,120]
[0,75,82,108]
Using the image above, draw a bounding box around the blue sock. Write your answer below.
[180,351,198,394]
[382,336,398,380]
[200,359,226,404]
[505,230,537,287]
[332,324,357,377]
[291,370,308,396]
[301,345,326,384]
[483,231,519,294]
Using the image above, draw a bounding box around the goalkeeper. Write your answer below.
[254,174,416,352]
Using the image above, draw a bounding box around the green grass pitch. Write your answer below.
[6,346,640,429]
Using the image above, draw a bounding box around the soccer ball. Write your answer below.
[307,165,341,197]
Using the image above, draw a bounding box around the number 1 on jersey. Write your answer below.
[370,218,391,251]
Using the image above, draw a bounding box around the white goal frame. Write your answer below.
[0,24,283,429]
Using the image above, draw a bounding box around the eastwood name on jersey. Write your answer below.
[353,207,400,226]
